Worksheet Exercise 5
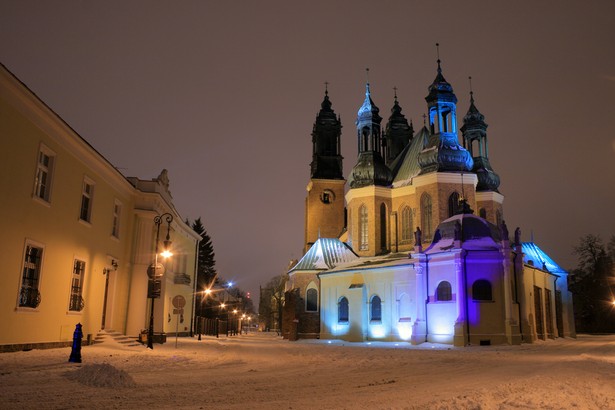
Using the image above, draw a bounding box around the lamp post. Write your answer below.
[147,212,173,349]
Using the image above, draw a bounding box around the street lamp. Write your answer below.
[147,212,173,349]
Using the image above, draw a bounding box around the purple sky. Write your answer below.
[2,1,614,302]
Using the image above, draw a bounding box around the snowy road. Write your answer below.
[1,333,614,409]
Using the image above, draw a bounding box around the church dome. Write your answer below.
[348,151,393,188]
[425,213,502,253]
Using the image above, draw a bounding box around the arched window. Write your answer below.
[420,193,433,242]
[472,279,493,301]
[380,203,387,252]
[370,295,382,321]
[401,206,412,242]
[359,205,368,251]
[436,281,452,301]
[306,288,318,312]
[338,297,349,322]
[448,192,461,217]
[479,208,487,219]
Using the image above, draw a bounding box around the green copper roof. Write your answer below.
[391,126,431,187]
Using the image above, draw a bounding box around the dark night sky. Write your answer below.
[2,1,614,303]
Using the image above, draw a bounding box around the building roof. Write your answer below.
[424,213,502,254]
[391,126,431,187]
[521,242,567,274]
[290,238,358,272]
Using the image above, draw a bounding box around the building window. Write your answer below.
[436,281,452,301]
[401,206,412,242]
[338,297,349,322]
[33,144,55,203]
[448,192,461,217]
[306,288,318,312]
[370,295,382,322]
[359,204,368,251]
[79,178,95,222]
[69,259,86,312]
[379,203,387,252]
[479,208,487,219]
[496,210,503,228]
[19,243,43,308]
[111,200,122,238]
[420,193,433,242]
[472,279,493,301]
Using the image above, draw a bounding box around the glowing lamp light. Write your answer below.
[161,249,173,258]
[233,309,238,314]
[370,325,386,339]
[228,281,234,288]
[397,323,413,341]
[204,288,212,296]
[220,303,226,309]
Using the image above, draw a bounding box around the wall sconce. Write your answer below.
[103,260,119,275]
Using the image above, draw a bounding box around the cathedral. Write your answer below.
[284,57,576,346]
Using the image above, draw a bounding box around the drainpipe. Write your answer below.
[512,251,523,342]
[425,254,430,338]
[462,249,471,345]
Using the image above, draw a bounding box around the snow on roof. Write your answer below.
[290,238,358,272]
[521,242,567,274]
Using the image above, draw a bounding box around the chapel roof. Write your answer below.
[290,238,358,272]
[521,242,567,274]
[424,213,502,254]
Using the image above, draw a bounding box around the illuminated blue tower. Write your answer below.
[348,79,393,188]
[418,49,473,174]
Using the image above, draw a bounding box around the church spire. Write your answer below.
[310,84,343,180]
[419,44,473,174]
[349,71,392,188]
[384,87,413,166]
[461,77,500,192]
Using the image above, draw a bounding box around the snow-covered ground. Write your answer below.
[1,333,614,409]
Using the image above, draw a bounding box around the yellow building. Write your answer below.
[0,63,200,351]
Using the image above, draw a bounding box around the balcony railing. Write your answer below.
[19,286,41,308]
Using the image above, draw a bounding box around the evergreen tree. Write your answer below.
[189,218,218,321]
[191,217,217,291]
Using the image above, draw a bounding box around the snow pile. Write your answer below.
[1,334,615,409]
[64,363,136,388]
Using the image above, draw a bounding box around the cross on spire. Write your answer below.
[324,81,329,95]
[393,86,398,102]
[422,113,427,126]
[468,76,474,103]
[436,42,441,71]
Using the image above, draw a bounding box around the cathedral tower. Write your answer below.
[347,78,393,256]
[384,89,413,166]
[304,87,346,253]
[461,81,504,227]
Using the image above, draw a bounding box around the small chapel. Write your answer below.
[283,56,576,346]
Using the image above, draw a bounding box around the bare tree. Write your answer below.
[259,273,288,332]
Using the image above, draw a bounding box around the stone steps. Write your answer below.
[93,329,142,347]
